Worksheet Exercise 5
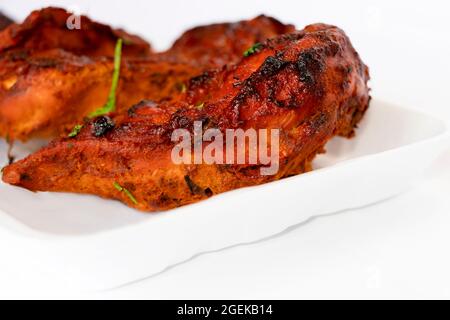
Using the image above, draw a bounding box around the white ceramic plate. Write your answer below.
[0,98,448,290]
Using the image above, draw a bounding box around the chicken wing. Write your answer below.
[0,9,293,141]
[2,24,371,212]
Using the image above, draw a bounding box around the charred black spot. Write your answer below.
[228,57,287,124]
[189,71,214,89]
[199,116,210,128]
[297,50,323,85]
[184,175,211,196]
[204,188,213,197]
[170,112,192,129]
[159,193,170,203]
[236,165,265,179]
[92,116,115,137]
[259,56,286,76]
[309,112,329,133]
[6,139,14,164]
[20,173,31,181]
[128,99,157,116]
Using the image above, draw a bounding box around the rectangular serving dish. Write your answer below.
[0,98,448,290]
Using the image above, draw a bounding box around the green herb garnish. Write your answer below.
[89,38,123,118]
[243,43,262,57]
[68,124,83,138]
[121,37,134,46]
[113,181,138,205]
[195,102,204,110]
[176,82,187,93]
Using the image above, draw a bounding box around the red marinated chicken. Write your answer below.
[0,8,293,141]
[2,24,371,212]
[0,7,151,57]
[160,14,294,69]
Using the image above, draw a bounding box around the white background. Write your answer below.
[1,0,450,299]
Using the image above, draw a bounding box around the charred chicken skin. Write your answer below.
[2,24,371,212]
[0,8,293,141]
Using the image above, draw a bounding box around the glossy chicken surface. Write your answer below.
[0,8,293,141]
[3,24,371,212]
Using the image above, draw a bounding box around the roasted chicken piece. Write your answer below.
[0,7,153,141]
[0,8,293,141]
[0,7,151,58]
[0,51,202,139]
[3,24,371,212]
[160,14,294,69]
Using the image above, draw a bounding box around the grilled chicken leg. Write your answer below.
[3,24,370,212]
